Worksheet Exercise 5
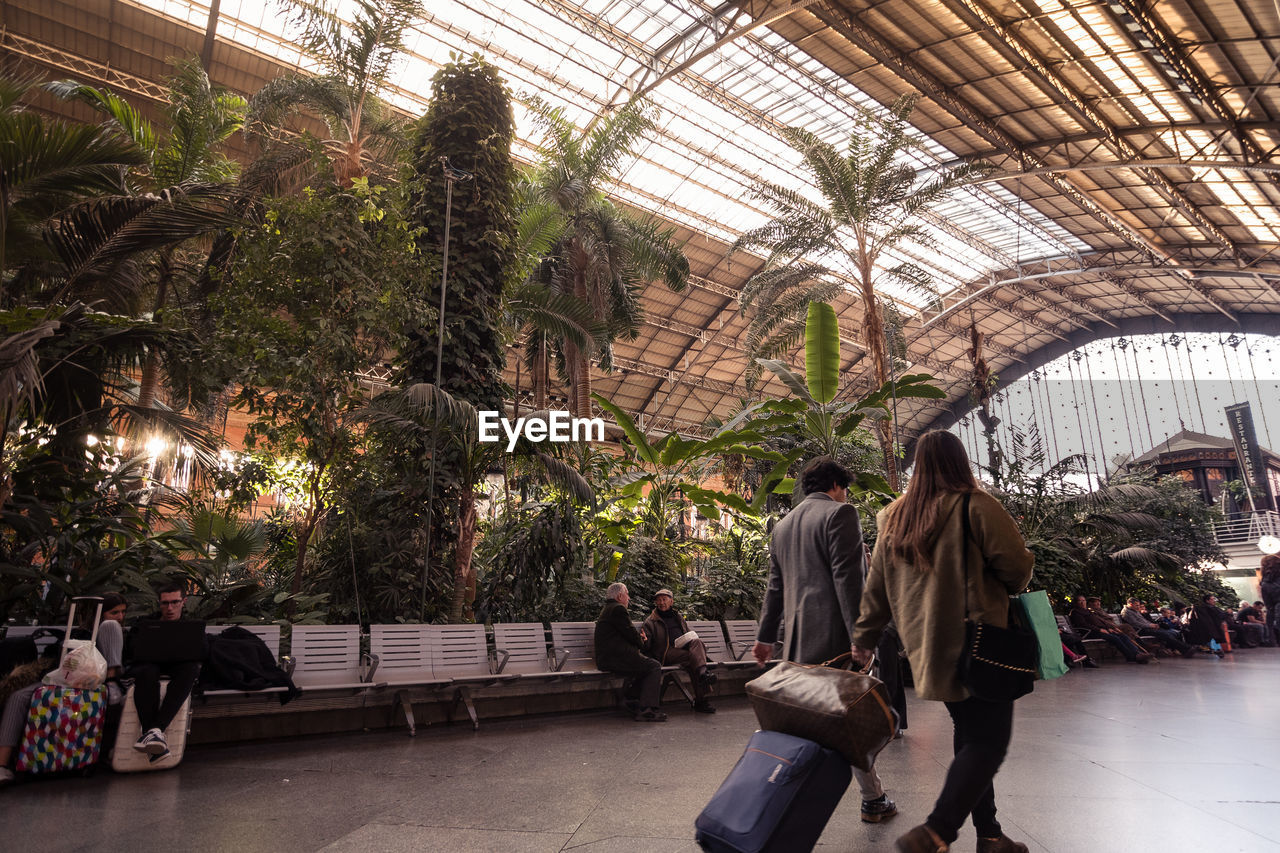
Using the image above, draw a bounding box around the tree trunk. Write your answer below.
[449,490,478,622]
[136,252,173,412]
[861,289,897,490]
[533,337,548,410]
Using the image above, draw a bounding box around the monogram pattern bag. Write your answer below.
[745,652,897,771]
[956,493,1037,702]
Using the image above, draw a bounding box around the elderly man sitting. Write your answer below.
[594,583,666,722]
[642,589,716,714]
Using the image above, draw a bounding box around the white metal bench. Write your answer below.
[492,623,562,679]
[290,625,381,691]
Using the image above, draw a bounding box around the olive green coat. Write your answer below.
[853,490,1034,702]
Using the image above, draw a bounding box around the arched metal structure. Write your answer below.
[2,0,1276,441]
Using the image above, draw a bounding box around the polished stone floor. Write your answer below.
[5,648,1279,852]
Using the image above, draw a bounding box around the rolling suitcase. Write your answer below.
[110,681,190,772]
[14,597,106,775]
[695,730,851,853]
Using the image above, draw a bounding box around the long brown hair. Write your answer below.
[882,430,979,571]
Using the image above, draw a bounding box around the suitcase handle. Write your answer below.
[62,596,104,666]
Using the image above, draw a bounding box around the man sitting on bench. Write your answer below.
[129,583,203,760]
[642,589,715,714]
[594,583,665,722]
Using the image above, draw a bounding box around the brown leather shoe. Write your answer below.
[1134,652,1154,664]
[895,824,948,852]
[976,835,1029,853]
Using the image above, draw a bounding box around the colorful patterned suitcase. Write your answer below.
[14,684,107,773]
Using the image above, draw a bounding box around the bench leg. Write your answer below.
[449,686,478,731]
[391,689,416,737]
[660,671,695,706]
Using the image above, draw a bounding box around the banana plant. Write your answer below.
[592,393,792,541]
[729,302,945,498]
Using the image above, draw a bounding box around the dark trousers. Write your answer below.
[926,696,1014,844]
[663,640,709,701]
[130,661,200,733]
[1097,631,1145,660]
[876,626,907,731]
[1140,628,1191,653]
[610,656,662,709]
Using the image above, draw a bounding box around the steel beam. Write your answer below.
[939,0,1240,258]
[809,2,1172,262]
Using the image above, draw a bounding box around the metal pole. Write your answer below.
[419,158,470,621]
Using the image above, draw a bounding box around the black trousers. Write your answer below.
[608,655,662,709]
[926,696,1014,844]
[129,661,200,733]
[876,626,907,731]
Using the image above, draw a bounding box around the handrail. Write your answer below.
[1212,511,1280,546]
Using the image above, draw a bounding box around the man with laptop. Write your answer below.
[129,582,206,760]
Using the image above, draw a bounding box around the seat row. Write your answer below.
[3,619,768,735]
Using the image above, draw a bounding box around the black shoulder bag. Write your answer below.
[956,492,1037,702]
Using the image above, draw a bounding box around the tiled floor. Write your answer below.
[5,648,1278,852]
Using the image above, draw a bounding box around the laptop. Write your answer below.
[130,620,207,664]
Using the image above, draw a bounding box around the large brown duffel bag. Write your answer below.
[745,653,896,771]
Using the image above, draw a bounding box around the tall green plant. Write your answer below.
[402,54,515,413]
[522,97,689,417]
[213,179,430,598]
[248,0,422,186]
[733,302,944,500]
[733,95,989,487]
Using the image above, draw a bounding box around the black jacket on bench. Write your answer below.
[199,627,300,704]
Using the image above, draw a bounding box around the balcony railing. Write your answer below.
[1212,511,1280,547]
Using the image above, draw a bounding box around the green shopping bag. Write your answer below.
[1013,590,1069,680]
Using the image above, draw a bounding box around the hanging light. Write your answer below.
[1259,535,1280,555]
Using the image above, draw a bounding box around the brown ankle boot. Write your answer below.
[976,835,1029,853]
[896,824,948,852]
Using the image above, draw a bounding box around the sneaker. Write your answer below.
[861,793,898,823]
[976,836,1029,853]
[895,823,948,852]
[135,728,168,756]
[1133,652,1154,664]
[693,700,717,714]
[0,766,14,786]
[147,747,171,764]
[1082,658,1100,669]
[634,708,667,722]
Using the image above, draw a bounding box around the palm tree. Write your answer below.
[732,94,989,488]
[48,58,246,409]
[523,97,689,418]
[0,76,145,303]
[247,0,422,187]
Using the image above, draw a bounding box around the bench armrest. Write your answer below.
[493,649,511,674]
[361,652,381,683]
[550,646,570,672]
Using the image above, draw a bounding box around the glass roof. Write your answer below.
[134,0,1106,311]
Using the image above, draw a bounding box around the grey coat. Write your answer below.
[758,493,865,665]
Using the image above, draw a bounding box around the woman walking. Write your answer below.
[852,431,1034,853]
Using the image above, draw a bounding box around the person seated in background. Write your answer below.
[1121,598,1195,657]
[1184,594,1230,655]
[1069,595,1152,663]
[1250,601,1273,646]
[0,593,127,786]
[1156,607,1183,633]
[594,583,665,722]
[641,589,715,714]
[1235,601,1266,648]
[129,583,202,760]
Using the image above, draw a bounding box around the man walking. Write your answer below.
[752,458,898,823]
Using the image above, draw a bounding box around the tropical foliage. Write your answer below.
[733,95,989,486]
[521,97,689,416]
